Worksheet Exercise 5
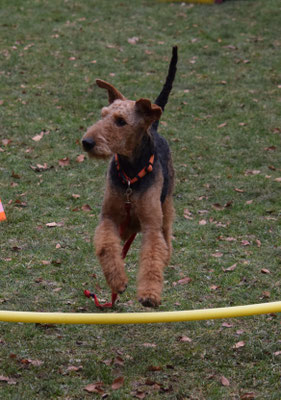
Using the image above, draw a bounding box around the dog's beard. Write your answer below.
[86,143,113,159]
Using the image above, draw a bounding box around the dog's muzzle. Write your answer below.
[82,138,96,152]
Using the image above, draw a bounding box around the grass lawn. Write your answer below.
[0,0,280,398]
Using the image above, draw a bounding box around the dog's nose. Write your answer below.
[82,138,96,152]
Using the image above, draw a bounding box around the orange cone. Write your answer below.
[0,199,7,221]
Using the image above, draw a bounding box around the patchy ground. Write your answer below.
[0,0,280,398]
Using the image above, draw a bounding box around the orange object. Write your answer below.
[0,199,7,221]
[114,153,155,185]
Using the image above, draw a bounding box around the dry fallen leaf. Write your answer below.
[212,203,224,210]
[84,382,104,394]
[218,236,236,242]
[233,341,245,349]
[210,284,220,291]
[223,263,237,272]
[178,335,192,343]
[221,322,234,328]
[184,208,193,220]
[220,376,230,386]
[240,393,256,399]
[147,365,162,371]
[128,36,139,45]
[58,157,70,167]
[244,170,261,176]
[0,375,17,385]
[14,199,27,208]
[76,154,85,163]
[264,146,276,151]
[111,376,124,390]
[21,359,44,366]
[114,356,124,366]
[261,291,270,298]
[11,171,21,179]
[268,165,276,171]
[133,390,146,399]
[30,359,44,366]
[261,268,270,274]
[198,209,208,215]
[145,378,159,386]
[30,163,50,172]
[46,222,58,228]
[174,277,192,286]
[32,132,44,142]
[102,358,112,366]
[81,204,92,212]
[212,252,223,258]
[2,139,12,146]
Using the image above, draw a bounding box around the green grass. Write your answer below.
[0,0,281,398]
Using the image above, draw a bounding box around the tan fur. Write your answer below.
[82,80,174,307]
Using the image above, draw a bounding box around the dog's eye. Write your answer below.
[115,117,127,127]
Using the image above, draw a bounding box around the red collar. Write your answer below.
[114,153,155,185]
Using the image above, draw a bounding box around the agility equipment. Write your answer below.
[0,301,280,325]
[0,199,7,222]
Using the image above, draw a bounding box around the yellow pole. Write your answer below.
[0,301,280,325]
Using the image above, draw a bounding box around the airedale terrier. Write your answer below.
[82,47,177,307]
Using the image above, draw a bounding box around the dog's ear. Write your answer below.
[96,79,126,104]
[135,98,162,122]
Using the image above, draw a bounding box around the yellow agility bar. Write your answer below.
[0,301,280,325]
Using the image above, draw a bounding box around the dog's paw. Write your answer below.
[138,295,161,308]
[109,277,128,295]
[117,283,127,295]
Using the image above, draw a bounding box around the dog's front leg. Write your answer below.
[94,217,128,294]
[137,228,168,308]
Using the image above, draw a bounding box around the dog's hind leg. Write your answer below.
[162,194,174,265]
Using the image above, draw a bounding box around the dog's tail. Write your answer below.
[152,46,178,131]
